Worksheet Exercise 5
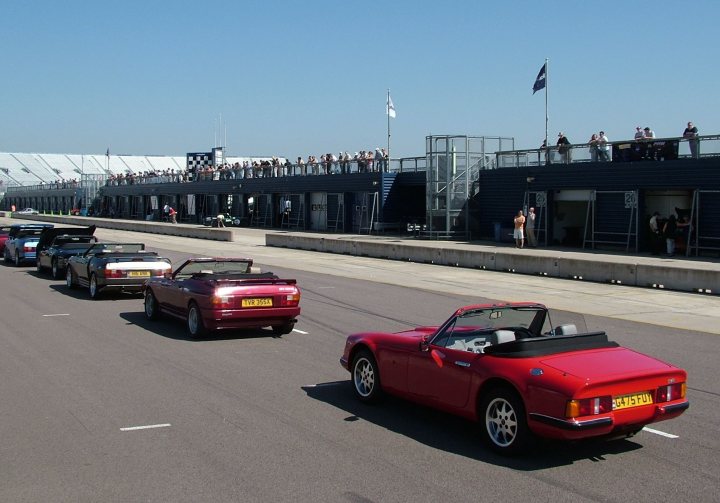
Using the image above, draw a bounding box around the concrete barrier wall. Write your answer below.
[10,214,234,242]
[266,233,719,294]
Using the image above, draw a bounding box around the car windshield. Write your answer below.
[87,243,145,254]
[175,260,252,279]
[55,236,95,246]
[432,307,547,348]
[16,229,45,238]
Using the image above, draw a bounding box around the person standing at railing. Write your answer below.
[557,132,571,164]
[588,134,599,162]
[642,127,656,160]
[683,122,699,159]
[597,131,610,161]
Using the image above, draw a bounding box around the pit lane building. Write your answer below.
[2,133,719,256]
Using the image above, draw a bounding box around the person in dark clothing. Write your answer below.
[557,132,571,164]
[663,214,677,256]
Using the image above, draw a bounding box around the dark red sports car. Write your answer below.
[143,258,301,338]
[340,303,689,455]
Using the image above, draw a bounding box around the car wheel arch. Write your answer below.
[475,378,524,420]
[348,342,377,372]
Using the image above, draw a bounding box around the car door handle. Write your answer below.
[454,361,471,367]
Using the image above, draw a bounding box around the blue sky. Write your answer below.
[2,0,718,159]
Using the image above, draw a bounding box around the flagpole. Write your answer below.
[387,89,391,172]
[545,58,549,153]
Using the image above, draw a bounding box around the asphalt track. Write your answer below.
[0,223,718,502]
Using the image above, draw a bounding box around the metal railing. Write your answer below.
[496,135,720,168]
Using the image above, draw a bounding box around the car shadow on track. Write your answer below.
[48,283,144,301]
[118,311,284,342]
[302,381,643,469]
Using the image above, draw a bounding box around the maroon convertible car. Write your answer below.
[143,257,301,338]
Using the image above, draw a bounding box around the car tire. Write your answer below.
[3,248,9,263]
[14,252,20,267]
[89,273,101,300]
[144,290,160,320]
[479,387,532,455]
[351,349,382,403]
[51,259,60,279]
[186,302,207,338]
[66,267,76,289]
[272,321,295,336]
[36,257,43,274]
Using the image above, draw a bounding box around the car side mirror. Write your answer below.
[419,335,430,352]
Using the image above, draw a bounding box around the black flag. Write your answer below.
[533,63,546,94]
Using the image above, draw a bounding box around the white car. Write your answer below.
[16,208,39,215]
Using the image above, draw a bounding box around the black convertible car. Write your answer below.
[36,226,97,279]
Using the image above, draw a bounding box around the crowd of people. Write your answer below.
[544,122,699,164]
[648,210,692,257]
[105,148,391,186]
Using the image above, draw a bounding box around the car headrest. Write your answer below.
[490,330,516,345]
[554,324,578,336]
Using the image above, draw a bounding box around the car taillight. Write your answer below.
[279,291,301,307]
[211,295,232,308]
[24,245,34,252]
[151,269,170,277]
[656,383,685,403]
[566,396,613,418]
[105,267,125,279]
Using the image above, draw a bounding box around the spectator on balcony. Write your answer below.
[588,134,599,162]
[374,148,383,172]
[683,122,699,159]
[597,131,610,161]
[557,132,571,164]
[381,148,389,172]
[296,156,305,176]
[366,150,375,172]
[643,127,656,160]
[341,152,350,173]
[634,126,644,140]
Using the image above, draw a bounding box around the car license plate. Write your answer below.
[613,392,653,410]
[242,298,273,307]
[128,271,151,277]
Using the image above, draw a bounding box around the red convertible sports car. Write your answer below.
[143,257,301,338]
[340,303,689,455]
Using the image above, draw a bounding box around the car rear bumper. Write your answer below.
[202,306,301,330]
[529,399,689,440]
[100,279,153,291]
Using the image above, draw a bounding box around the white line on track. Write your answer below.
[642,426,678,438]
[42,313,70,317]
[292,328,309,334]
[303,383,336,388]
[120,423,171,432]
[317,286,336,289]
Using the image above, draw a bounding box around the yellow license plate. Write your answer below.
[613,392,653,410]
[242,298,273,308]
[128,271,151,277]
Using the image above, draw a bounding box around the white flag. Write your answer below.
[386,95,396,118]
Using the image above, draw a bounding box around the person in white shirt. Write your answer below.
[526,207,537,247]
[597,131,610,161]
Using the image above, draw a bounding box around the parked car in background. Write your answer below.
[15,208,39,215]
[36,226,97,279]
[341,303,689,455]
[143,257,301,338]
[65,242,171,299]
[3,224,54,266]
